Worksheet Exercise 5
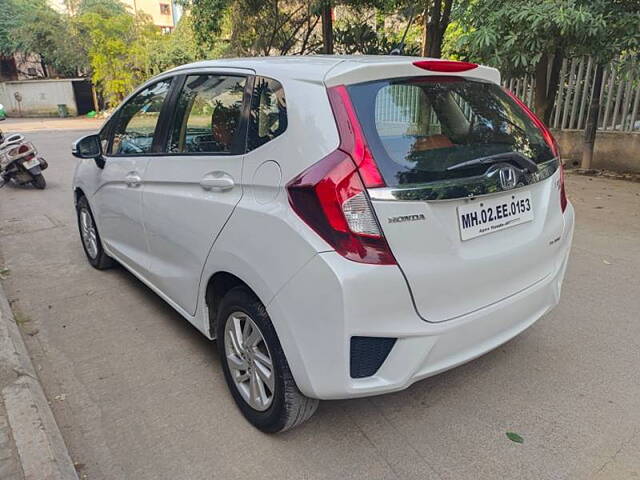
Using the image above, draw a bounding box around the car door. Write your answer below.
[93,78,173,274]
[141,72,251,314]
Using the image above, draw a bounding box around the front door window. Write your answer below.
[110,79,172,155]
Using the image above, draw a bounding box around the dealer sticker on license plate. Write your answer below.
[457,191,534,241]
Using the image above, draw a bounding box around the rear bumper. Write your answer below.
[269,203,574,400]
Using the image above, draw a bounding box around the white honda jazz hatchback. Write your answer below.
[72,56,574,432]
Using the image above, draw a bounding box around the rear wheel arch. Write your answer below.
[205,272,254,338]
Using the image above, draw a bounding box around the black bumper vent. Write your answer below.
[350,336,396,379]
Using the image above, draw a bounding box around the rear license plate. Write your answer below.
[458,191,534,241]
[23,158,40,170]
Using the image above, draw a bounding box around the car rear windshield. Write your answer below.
[348,76,555,188]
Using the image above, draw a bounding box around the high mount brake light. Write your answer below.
[413,60,478,73]
[286,86,396,265]
[503,88,567,212]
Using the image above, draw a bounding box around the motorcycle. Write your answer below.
[0,106,48,190]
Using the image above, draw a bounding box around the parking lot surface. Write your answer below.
[0,129,639,479]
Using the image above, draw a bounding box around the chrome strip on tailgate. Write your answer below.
[368,157,559,202]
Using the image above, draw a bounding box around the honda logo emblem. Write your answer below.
[498,165,519,190]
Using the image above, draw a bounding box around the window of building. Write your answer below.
[160,3,170,15]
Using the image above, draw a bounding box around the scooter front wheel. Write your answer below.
[32,174,46,189]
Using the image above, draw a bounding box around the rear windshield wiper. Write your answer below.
[447,151,538,174]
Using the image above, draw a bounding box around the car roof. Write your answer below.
[167,55,501,86]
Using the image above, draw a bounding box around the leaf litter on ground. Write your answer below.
[506,432,524,444]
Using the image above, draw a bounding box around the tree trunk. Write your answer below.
[533,52,563,125]
[534,54,549,115]
[421,5,429,56]
[581,63,605,169]
[421,0,453,58]
[321,1,333,54]
[427,0,441,58]
[40,58,48,78]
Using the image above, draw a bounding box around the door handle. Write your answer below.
[200,172,234,192]
[125,172,141,188]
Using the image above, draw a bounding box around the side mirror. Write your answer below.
[72,134,105,168]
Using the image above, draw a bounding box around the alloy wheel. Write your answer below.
[79,208,98,259]
[224,312,275,411]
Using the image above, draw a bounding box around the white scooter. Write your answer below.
[0,105,48,189]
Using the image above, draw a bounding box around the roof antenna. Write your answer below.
[390,7,417,55]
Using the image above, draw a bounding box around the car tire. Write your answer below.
[76,195,115,270]
[216,286,318,433]
[32,174,46,190]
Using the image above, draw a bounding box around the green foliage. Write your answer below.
[506,432,524,444]
[334,19,420,55]
[78,6,161,105]
[441,20,465,60]
[0,0,24,54]
[578,0,640,64]
[13,2,85,76]
[456,0,640,75]
[182,0,422,57]
[0,0,86,75]
[76,0,128,17]
[177,0,230,51]
[146,17,208,74]
[227,0,325,56]
[456,0,605,76]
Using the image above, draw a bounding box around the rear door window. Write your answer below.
[349,77,556,188]
[167,74,246,154]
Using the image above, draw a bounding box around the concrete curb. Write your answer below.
[0,282,79,480]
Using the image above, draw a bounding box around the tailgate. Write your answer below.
[345,69,566,322]
[370,174,563,322]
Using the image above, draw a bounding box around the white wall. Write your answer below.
[0,79,79,117]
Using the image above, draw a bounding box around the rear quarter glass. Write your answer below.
[347,76,556,189]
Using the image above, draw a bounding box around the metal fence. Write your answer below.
[504,57,640,132]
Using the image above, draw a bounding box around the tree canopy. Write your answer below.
[1,0,639,121]
[455,0,640,123]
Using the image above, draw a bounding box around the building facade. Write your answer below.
[49,0,183,31]
[121,0,178,31]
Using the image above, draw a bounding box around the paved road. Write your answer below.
[1,129,639,480]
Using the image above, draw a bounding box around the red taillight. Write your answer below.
[326,85,385,188]
[18,144,29,154]
[503,88,566,212]
[503,87,560,159]
[286,86,396,265]
[413,60,478,73]
[559,163,568,213]
[287,151,395,264]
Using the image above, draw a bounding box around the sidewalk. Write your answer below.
[0,281,78,480]
[0,117,104,132]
